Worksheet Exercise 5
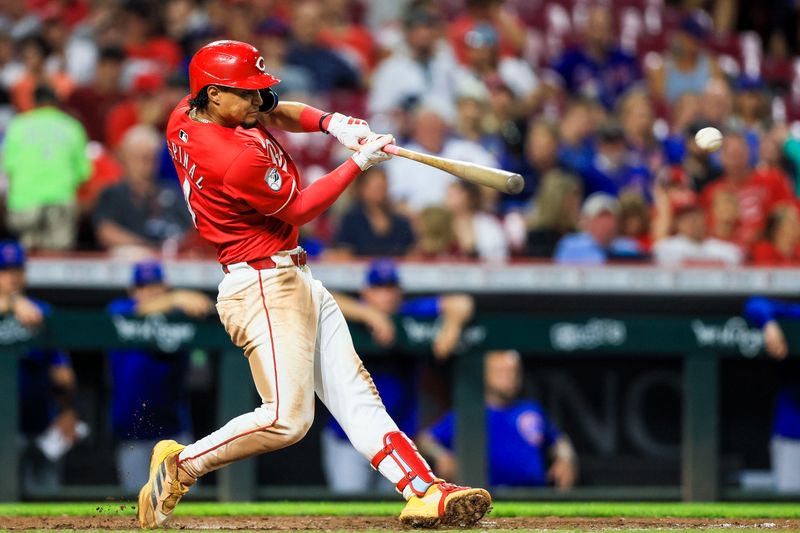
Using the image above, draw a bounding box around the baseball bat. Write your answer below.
[382,144,525,195]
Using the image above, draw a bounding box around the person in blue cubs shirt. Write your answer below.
[321,259,476,493]
[107,260,213,491]
[418,350,577,488]
[1,240,80,491]
[743,296,800,492]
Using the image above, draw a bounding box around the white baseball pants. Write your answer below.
[176,251,414,495]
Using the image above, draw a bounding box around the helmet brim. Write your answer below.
[193,71,281,97]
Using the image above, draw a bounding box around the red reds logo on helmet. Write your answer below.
[189,40,280,97]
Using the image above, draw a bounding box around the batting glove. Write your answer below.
[351,133,395,171]
[326,112,372,151]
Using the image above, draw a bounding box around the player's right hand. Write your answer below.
[351,133,394,171]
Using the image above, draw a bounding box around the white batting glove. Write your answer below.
[351,133,395,171]
[326,112,372,150]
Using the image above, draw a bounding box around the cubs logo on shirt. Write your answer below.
[265,168,282,191]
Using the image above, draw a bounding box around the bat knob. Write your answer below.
[506,174,525,195]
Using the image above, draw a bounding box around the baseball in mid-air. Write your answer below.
[695,127,723,152]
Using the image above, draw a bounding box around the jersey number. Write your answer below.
[182,177,198,228]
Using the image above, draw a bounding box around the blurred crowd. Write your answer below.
[2,0,800,265]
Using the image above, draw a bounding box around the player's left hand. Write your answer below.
[326,112,372,151]
[548,458,576,489]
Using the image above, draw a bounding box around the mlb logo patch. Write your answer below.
[265,168,282,191]
[179,129,189,143]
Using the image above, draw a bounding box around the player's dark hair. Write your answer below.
[189,86,210,110]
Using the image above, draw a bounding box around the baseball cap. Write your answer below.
[581,192,620,218]
[678,13,709,41]
[404,7,439,29]
[366,259,400,287]
[465,23,499,49]
[133,261,164,287]
[672,193,703,217]
[736,74,765,92]
[596,121,625,143]
[0,241,25,270]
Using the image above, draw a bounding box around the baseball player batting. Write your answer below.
[136,40,491,529]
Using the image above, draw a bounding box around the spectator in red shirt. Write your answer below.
[319,0,377,74]
[701,133,794,249]
[105,72,166,149]
[66,46,126,142]
[752,203,800,266]
[447,0,525,65]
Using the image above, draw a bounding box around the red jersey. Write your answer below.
[166,96,301,265]
[700,168,794,248]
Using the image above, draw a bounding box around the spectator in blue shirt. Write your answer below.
[322,259,475,493]
[554,193,644,264]
[582,122,651,199]
[551,6,641,110]
[108,260,213,491]
[743,297,800,493]
[417,350,577,488]
[1,240,81,491]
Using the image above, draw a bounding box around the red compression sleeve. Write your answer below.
[298,105,333,132]
[274,158,361,226]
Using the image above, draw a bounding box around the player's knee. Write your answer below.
[281,412,314,446]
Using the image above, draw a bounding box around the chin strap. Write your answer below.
[371,431,436,497]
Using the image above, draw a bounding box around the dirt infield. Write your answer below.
[4,515,800,530]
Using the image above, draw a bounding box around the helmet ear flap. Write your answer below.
[259,88,279,113]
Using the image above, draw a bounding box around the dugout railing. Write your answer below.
[0,308,793,503]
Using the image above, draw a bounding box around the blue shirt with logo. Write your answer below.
[326,296,441,439]
[428,400,561,487]
[107,298,190,440]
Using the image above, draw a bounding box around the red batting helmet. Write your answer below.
[188,40,280,97]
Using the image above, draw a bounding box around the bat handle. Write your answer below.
[383,144,401,156]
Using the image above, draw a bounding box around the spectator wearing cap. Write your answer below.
[445,180,509,262]
[551,6,641,110]
[65,46,126,143]
[417,350,578,489]
[254,18,314,97]
[525,170,583,258]
[733,75,770,134]
[323,259,476,494]
[554,193,643,264]
[447,0,525,66]
[455,23,539,117]
[330,166,415,258]
[384,104,497,213]
[700,133,794,250]
[751,203,800,266]
[653,196,742,265]
[107,260,213,491]
[285,0,360,92]
[93,125,193,258]
[367,5,460,133]
[646,12,724,105]
[11,34,74,112]
[582,121,649,199]
[0,240,82,492]
[3,85,90,251]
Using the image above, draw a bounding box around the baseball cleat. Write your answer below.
[137,440,195,529]
[399,481,492,528]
